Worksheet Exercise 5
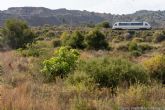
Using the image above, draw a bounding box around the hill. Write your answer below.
[0,7,165,27]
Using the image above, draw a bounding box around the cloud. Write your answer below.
[86,0,165,14]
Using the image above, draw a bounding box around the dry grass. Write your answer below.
[0,49,165,110]
[117,84,165,107]
[0,81,61,110]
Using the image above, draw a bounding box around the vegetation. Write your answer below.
[79,57,149,93]
[1,19,35,49]
[0,19,165,109]
[143,54,165,83]
[96,21,111,28]
[42,46,79,80]
[153,30,165,43]
[61,31,85,49]
[85,29,109,50]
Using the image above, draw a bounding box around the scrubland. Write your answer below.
[0,19,165,110]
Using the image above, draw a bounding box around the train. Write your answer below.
[112,22,152,30]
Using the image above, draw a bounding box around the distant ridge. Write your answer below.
[0,7,165,28]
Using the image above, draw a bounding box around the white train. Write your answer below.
[112,22,151,30]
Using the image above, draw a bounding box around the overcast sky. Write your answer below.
[0,0,165,14]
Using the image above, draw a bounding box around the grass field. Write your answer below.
[0,23,165,110]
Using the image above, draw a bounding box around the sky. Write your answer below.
[0,0,165,14]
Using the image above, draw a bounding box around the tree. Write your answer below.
[1,19,35,49]
[42,47,80,81]
[85,29,108,50]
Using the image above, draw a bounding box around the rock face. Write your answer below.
[0,7,165,27]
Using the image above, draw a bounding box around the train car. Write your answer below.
[112,22,151,30]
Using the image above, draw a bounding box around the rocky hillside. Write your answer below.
[0,7,165,28]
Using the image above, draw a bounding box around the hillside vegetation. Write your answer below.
[1,7,165,28]
[0,19,165,110]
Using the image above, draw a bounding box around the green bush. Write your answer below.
[18,47,40,57]
[130,50,142,57]
[128,42,144,56]
[143,54,165,83]
[45,30,55,38]
[66,71,92,85]
[17,41,53,57]
[128,42,153,56]
[60,32,70,45]
[128,42,139,51]
[138,43,153,51]
[153,31,165,43]
[96,21,110,28]
[42,47,80,81]
[61,31,85,49]
[66,71,94,91]
[1,19,35,49]
[52,39,61,47]
[85,29,108,50]
[67,31,85,49]
[80,57,149,91]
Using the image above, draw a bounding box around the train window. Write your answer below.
[114,24,117,26]
[131,23,143,25]
[119,23,130,26]
[145,23,148,26]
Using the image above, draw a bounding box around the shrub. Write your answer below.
[118,84,148,107]
[118,84,165,107]
[85,29,108,50]
[115,43,129,51]
[17,41,53,57]
[42,47,80,81]
[138,43,153,51]
[112,35,124,42]
[1,19,35,49]
[145,36,153,42]
[130,50,142,57]
[96,21,110,28]
[52,39,61,47]
[60,31,85,49]
[45,30,55,38]
[128,42,153,56]
[18,48,40,57]
[66,71,94,91]
[67,31,85,49]
[153,31,165,43]
[128,42,139,51]
[143,54,165,83]
[60,32,70,45]
[132,38,144,43]
[80,57,149,91]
